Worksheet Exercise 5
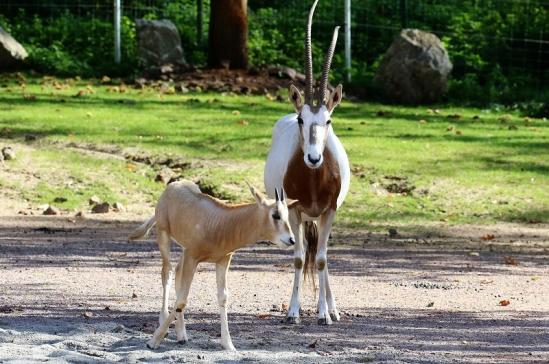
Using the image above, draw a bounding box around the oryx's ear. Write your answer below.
[286,198,300,209]
[327,84,343,113]
[246,181,267,205]
[288,84,303,112]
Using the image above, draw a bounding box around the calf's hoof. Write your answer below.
[146,339,160,350]
[284,316,301,324]
[330,311,341,322]
[177,339,188,345]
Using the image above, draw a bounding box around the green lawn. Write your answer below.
[0,73,547,227]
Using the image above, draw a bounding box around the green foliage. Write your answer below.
[0,0,547,103]
[0,10,136,76]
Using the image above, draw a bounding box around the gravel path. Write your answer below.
[0,215,548,363]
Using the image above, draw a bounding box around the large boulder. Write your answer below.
[375,29,452,104]
[0,26,28,68]
[135,19,185,69]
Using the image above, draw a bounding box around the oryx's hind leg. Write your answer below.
[174,253,188,343]
[286,211,304,324]
[147,252,197,350]
[156,228,172,325]
[325,266,340,321]
[316,210,336,325]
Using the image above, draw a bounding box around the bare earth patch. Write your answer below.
[0,214,547,363]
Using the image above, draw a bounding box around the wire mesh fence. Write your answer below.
[0,0,547,99]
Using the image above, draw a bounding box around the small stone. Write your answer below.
[2,146,16,160]
[91,202,110,214]
[113,202,124,212]
[89,195,101,205]
[53,197,67,203]
[43,206,60,215]
[155,167,174,184]
[468,251,480,257]
[75,211,84,218]
[388,228,398,237]
[82,311,93,318]
[132,292,138,299]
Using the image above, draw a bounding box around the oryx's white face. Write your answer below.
[298,104,332,169]
[288,84,343,169]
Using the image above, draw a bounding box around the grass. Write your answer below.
[0,73,547,228]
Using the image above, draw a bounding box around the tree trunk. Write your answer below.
[208,0,248,69]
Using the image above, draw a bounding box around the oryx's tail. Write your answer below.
[303,221,318,288]
[128,216,156,241]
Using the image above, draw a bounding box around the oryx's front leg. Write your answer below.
[147,252,197,350]
[316,209,336,325]
[216,254,235,351]
[286,210,304,324]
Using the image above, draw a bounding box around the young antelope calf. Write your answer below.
[129,180,297,351]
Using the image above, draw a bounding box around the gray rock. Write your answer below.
[112,202,124,212]
[89,195,101,206]
[43,205,60,216]
[135,19,185,68]
[91,202,110,214]
[375,29,452,104]
[2,146,15,160]
[0,26,28,68]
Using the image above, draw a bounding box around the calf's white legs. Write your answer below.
[157,230,172,325]
[147,250,197,349]
[216,254,235,351]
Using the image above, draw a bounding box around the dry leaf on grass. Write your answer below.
[503,256,519,266]
[499,300,510,306]
[481,234,495,241]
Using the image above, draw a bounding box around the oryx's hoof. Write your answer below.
[177,339,188,345]
[146,340,160,350]
[317,317,333,326]
[330,312,341,322]
[284,316,301,324]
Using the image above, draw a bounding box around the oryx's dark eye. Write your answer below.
[326,119,332,125]
[297,116,304,125]
[272,212,281,220]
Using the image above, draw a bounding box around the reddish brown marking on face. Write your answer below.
[283,147,341,218]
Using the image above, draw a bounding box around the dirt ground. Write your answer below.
[0,211,548,363]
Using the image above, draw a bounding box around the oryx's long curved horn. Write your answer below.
[304,0,319,105]
[274,188,280,201]
[319,26,340,105]
[280,188,285,201]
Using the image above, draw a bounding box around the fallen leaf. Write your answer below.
[503,256,519,266]
[531,276,541,281]
[499,300,510,306]
[480,279,494,284]
[237,119,249,125]
[281,303,288,311]
[257,313,270,319]
[481,234,495,241]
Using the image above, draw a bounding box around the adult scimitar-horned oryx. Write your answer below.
[264,0,351,325]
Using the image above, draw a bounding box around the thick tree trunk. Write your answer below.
[208,0,248,69]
